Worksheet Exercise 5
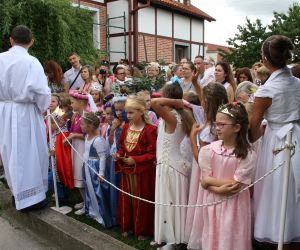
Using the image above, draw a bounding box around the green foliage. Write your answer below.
[222,3,300,68]
[0,0,99,70]
[269,3,300,62]
[133,76,165,92]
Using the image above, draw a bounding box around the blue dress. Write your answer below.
[106,126,122,226]
[83,136,112,228]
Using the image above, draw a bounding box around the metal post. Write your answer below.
[47,110,59,209]
[123,11,127,59]
[107,14,110,62]
[47,112,73,215]
[278,130,293,250]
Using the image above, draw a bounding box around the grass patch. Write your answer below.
[49,189,156,250]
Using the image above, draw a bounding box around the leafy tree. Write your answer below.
[269,3,300,62]
[222,3,300,68]
[221,18,268,68]
[0,0,99,70]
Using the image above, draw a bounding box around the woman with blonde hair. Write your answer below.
[256,66,270,85]
[235,81,258,122]
[115,95,157,240]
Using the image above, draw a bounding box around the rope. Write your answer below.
[49,113,292,208]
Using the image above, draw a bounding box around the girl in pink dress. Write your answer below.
[193,103,256,250]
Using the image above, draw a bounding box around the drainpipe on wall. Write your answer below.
[128,0,132,65]
[128,0,150,65]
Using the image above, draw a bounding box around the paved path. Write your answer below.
[0,216,56,250]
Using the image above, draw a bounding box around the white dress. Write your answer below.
[254,67,300,243]
[155,110,188,245]
[0,46,51,210]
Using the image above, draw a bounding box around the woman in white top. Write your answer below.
[215,61,236,102]
[249,35,300,249]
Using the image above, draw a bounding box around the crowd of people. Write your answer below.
[1,25,300,250]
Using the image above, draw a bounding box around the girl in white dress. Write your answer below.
[151,82,195,248]
[250,35,300,249]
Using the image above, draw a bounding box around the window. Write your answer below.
[174,43,190,63]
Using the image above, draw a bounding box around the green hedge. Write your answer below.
[0,0,100,70]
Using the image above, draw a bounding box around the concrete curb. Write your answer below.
[0,182,136,250]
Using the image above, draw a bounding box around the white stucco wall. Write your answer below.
[107,0,128,34]
[173,13,190,40]
[157,8,172,37]
[108,35,133,63]
[191,44,199,60]
[138,6,155,34]
[191,19,204,43]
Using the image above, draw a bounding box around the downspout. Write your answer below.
[128,0,132,65]
[129,0,151,64]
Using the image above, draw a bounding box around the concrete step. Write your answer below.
[0,182,136,250]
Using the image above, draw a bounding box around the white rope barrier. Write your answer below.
[49,113,294,208]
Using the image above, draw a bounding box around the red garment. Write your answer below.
[116,123,157,236]
[55,132,74,189]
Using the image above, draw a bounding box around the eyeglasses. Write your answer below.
[213,122,235,129]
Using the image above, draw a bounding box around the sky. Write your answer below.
[192,0,297,46]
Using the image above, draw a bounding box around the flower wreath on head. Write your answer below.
[69,90,98,112]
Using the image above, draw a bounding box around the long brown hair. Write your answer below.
[202,83,228,129]
[80,65,94,83]
[236,67,253,84]
[218,102,250,159]
[161,83,195,136]
[44,60,63,85]
[216,61,237,93]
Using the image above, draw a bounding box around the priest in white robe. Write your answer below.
[0,25,51,210]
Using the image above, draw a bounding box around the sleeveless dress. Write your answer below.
[154,110,188,245]
[254,67,300,243]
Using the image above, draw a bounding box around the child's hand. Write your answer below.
[98,175,105,182]
[217,182,242,195]
[173,99,184,110]
[123,157,135,166]
[182,99,192,109]
[190,123,204,137]
[112,153,119,161]
[63,133,73,145]
[192,68,203,85]
[112,118,121,129]
[49,149,55,157]
[201,177,209,189]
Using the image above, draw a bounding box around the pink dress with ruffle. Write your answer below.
[189,140,256,250]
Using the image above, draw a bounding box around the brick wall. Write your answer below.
[71,1,107,53]
[138,34,156,62]
[99,5,107,52]
[156,37,173,64]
